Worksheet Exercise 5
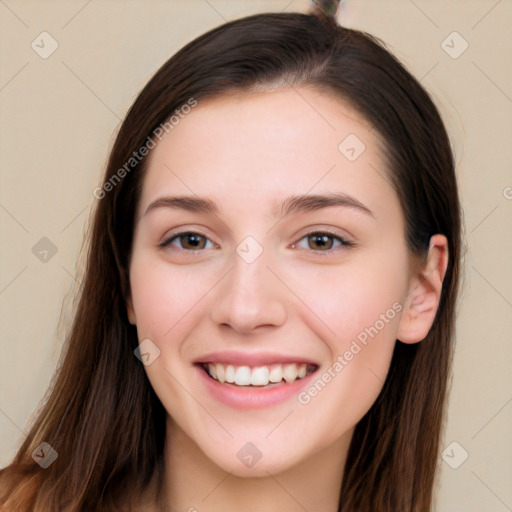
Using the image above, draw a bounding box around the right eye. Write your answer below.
[159,231,217,252]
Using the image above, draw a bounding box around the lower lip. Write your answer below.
[196,364,317,409]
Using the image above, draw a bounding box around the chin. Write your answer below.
[214,452,297,478]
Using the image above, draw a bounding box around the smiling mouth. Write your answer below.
[199,362,318,387]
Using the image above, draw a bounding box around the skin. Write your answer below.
[126,86,448,512]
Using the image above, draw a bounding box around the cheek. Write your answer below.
[288,251,406,417]
[295,278,401,438]
[285,250,407,347]
[128,258,207,425]
[129,257,204,340]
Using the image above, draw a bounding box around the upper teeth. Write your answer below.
[205,363,314,386]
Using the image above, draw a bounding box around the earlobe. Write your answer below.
[125,294,137,325]
[396,234,449,344]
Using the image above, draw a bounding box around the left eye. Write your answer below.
[294,232,353,252]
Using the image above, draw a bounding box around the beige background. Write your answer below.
[1,0,511,510]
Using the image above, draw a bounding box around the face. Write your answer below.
[126,86,420,476]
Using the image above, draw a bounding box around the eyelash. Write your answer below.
[158,230,354,255]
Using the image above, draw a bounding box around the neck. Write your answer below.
[158,417,352,512]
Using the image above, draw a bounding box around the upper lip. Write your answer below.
[194,350,319,367]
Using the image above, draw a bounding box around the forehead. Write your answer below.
[138,86,395,220]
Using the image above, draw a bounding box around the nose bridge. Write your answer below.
[210,240,287,332]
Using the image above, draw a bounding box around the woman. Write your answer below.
[0,2,461,510]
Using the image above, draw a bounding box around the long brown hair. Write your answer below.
[0,11,461,511]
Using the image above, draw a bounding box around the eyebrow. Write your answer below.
[143,193,374,219]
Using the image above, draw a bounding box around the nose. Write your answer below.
[210,249,287,334]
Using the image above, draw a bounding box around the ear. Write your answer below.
[396,234,449,344]
[125,292,137,325]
